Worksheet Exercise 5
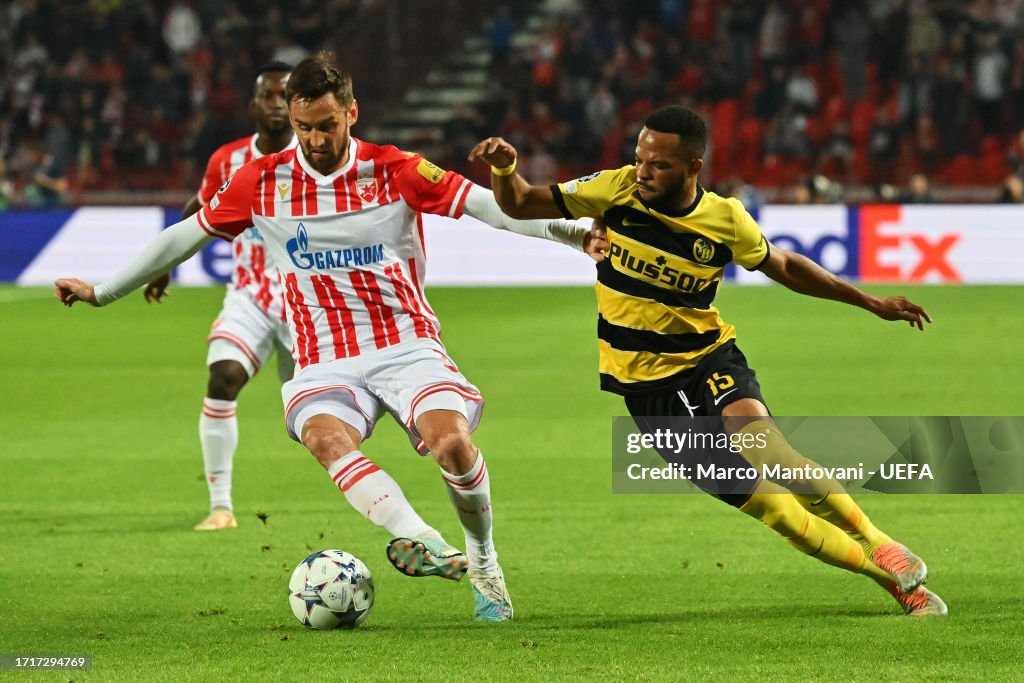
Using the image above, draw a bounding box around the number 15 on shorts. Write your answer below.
[706,372,734,397]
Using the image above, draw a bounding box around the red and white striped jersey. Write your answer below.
[196,137,474,369]
[197,133,298,320]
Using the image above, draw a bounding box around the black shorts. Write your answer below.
[623,340,766,419]
[624,340,766,505]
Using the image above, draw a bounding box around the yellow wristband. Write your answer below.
[491,157,517,176]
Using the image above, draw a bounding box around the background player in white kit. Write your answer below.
[144,62,298,532]
[55,51,605,622]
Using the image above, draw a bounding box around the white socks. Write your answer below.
[442,452,497,572]
[327,451,432,539]
[199,398,238,511]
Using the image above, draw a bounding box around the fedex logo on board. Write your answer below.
[858,205,960,283]
[752,205,961,283]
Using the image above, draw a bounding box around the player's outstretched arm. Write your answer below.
[468,137,564,220]
[56,215,214,309]
[461,185,608,261]
[759,245,932,331]
[143,194,204,303]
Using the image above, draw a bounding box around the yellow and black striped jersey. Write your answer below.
[551,165,770,395]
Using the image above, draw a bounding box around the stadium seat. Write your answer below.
[823,95,849,130]
[851,100,876,145]
[941,155,978,184]
[804,115,825,145]
[713,98,739,131]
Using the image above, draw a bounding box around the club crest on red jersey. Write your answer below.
[356,177,377,203]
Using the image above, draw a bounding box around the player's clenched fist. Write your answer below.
[54,278,99,307]
[468,137,518,169]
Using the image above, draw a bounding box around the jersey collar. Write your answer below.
[295,137,358,185]
[249,132,298,159]
[649,184,704,218]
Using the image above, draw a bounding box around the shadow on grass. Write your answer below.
[347,604,911,634]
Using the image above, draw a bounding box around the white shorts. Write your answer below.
[282,338,484,455]
[207,288,294,382]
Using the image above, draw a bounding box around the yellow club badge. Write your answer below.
[693,237,714,264]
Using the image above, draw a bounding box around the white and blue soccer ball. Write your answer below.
[288,549,375,629]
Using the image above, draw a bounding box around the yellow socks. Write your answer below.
[739,480,893,587]
[739,420,893,556]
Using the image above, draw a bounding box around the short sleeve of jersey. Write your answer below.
[730,199,771,270]
[392,155,472,218]
[197,147,230,205]
[550,167,633,220]
[196,161,262,241]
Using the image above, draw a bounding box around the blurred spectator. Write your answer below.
[974,32,1011,133]
[686,0,718,47]
[791,3,825,65]
[999,173,1024,202]
[1007,127,1024,174]
[1008,42,1024,124]
[722,0,762,84]
[29,110,71,203]
[8,0,1024,202]
[913,116,941,169]
[821,121,855,179]
[790,181,813,204]
[758,1,790,72]
[754,64,788,121]
[833,5,871,102]
[519,141,559,186]
[0,157,13,211]
[903,173,934,204]
[868,108,900,180]
[810,174,843,204]
[288,0,332,47]
[764,105,811,162]
[785,65,818,115]
[704,44,742,102]
[933,56,970,156]
[488,5,517,64]
[899,55,936,127]
[162,0,201,60]
[585,84,618,141]
[723,176,764,211]
[906,3,945,61]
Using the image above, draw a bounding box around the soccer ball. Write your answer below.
[288,549,375,629]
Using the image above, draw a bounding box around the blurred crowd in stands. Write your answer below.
[4,0,1024,208]
[0,0,360,208]
[445,0,1024,205]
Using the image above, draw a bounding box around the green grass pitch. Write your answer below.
[1,283,1021,681]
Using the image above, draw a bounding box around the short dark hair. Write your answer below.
[257,61,293,77]
[643,106,707,158]
[253,61,292,97]
[285,51,354,106]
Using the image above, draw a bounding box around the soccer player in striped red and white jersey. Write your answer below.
[144,63,298,533]
[55,52,607,622]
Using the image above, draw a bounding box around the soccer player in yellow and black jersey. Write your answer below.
[469,105,947,616]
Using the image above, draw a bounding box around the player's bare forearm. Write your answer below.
[760,246,932,330]
[761,247,871,307]
[468,136,563,219]
[181,194,203,219]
